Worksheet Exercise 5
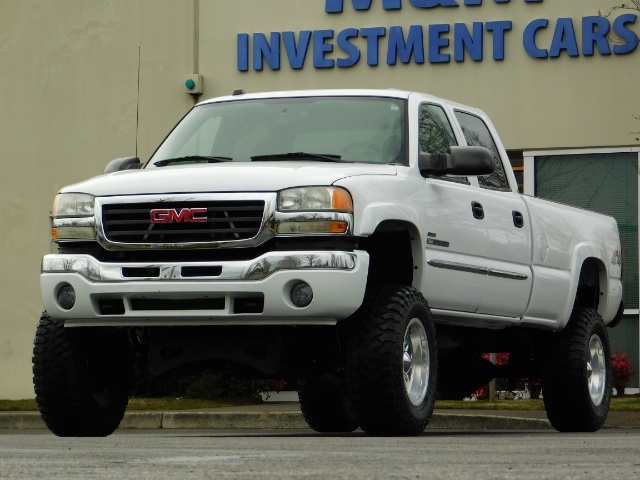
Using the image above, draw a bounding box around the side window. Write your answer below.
[419,104,457,153]
[419,103,468,184]
[454,110,510,191]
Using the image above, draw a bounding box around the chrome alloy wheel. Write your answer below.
[403,318,430,406]
[587,333,606,406]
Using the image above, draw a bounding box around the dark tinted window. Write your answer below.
[419,104,457,153]
[454,111,510,190]
[419,104,468,184]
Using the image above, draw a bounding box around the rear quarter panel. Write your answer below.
[522,195,623,330]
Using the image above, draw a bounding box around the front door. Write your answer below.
[416,102,489,313]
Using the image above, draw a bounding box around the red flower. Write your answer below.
[611,349,634,394]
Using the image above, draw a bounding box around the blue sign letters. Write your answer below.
[237,0,638,71]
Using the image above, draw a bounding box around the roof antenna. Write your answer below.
[232,88,245,96]
[136,46,141,158]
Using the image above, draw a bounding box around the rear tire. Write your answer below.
[298,376,358,433]
[541,307,611,432]
[32,313,132,437]
[347,285,437,436]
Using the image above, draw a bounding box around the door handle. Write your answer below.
[512,210,524,228]
[471,202,484,220]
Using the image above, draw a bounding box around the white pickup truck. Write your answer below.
[34,89,624,437]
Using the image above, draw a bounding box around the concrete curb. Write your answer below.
[161,411,309,429]
[0,412,47,429]
[0,411,552,431]
[429,413,551,430]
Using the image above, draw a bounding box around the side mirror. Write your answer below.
[103,156,141,174]
[419,146,494,178]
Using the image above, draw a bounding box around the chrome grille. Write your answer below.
[102,200,265,243]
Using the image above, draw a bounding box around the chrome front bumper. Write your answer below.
[41,250,369,327]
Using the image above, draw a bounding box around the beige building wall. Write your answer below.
[0,0,637,398]
[0,0,195,399]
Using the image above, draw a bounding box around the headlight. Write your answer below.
[52,193,95,217]
[51,193,96,240]
[278,187,353,212]
[277,187,352,235]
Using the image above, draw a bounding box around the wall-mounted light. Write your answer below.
[184,74,203,95]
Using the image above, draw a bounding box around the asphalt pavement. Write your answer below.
[1,402,638,431]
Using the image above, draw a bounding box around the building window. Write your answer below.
[534,152,638,310]
[534,150,639,388]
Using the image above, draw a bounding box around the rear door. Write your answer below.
[452,109,533,318]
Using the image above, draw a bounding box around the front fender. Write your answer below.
[355,202,421,238]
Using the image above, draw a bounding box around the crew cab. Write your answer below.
[34,89,623,436]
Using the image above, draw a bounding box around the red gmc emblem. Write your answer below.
[150,208,208,224]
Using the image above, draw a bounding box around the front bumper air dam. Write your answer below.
[41,251,369,327]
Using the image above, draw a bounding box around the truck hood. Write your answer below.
[60,162,398,196]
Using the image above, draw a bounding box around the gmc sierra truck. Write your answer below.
[34,89,624,437]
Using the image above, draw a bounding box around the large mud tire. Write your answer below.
[32,313,132,437]
[298,376,358,433]
[541,307,611,432]
[347,285,437,436]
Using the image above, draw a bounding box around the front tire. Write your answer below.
[347,285,437,436]
[32,313,132,437]
[541,307,611,432]
[298,376,358,433]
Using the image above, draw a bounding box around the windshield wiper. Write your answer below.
[251,152,350,163]
[153,155,233,167]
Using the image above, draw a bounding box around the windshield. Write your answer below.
[148,96,407,167]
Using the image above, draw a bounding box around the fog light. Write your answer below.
[57,284,76,310]
[291,282,313,308]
